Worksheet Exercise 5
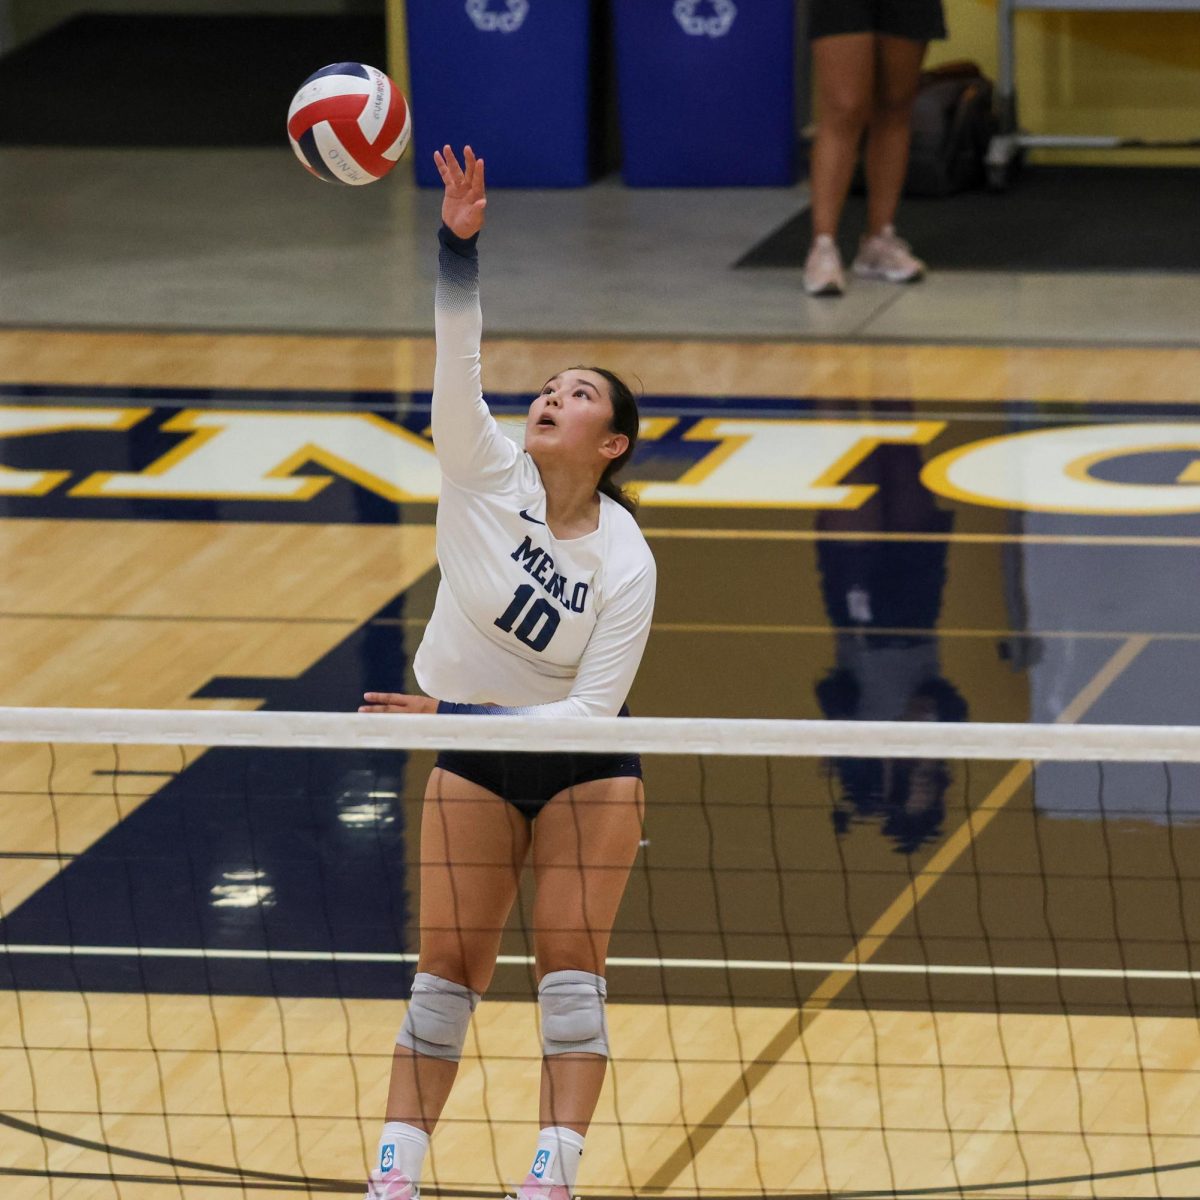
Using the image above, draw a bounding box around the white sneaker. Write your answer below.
[507,1174,572,1200]
[365,1168,416,1200]
[802,234,845,297]
[852,225,925,283]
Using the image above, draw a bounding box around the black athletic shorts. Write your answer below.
[434,705,642,820]
[809,0,947,42]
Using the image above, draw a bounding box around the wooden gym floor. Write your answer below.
[2,330,1200,1198]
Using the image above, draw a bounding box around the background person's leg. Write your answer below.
[863,34,929,236]
[809,33,876,240]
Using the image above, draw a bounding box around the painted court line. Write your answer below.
[640,634,1153,1194]
[642,528,1200,548]
[375,616,1200,641]
[1,943,1196,983]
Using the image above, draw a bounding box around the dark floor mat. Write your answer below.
[736,167,1200,273]
[0,13,387,146]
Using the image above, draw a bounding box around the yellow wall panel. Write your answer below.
[930,0,1200,165]
[385,0,414,179]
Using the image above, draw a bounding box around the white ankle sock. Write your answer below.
[376,1121,428,1185]
[528,1125,585,1193]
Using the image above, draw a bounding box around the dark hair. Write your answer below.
[578,365,640,518]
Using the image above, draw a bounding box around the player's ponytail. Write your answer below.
[584,366,641,519]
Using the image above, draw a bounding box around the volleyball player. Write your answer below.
[359,145,656,1200]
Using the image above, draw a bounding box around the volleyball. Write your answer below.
[286,62,411,186]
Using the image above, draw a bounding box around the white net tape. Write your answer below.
[2,706,1200,761]
[3,705,1200,1198]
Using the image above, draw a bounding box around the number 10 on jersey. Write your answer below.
[494,584,560,652]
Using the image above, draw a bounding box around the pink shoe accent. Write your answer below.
[365,1167,415,1200]
[803,233,846,296]
[515,1173,571,1200]
[851,225,926,283]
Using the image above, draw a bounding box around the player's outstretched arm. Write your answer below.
[430,144,516,490]
[434,144,486,239]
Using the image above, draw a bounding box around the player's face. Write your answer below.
[526,369,622,470]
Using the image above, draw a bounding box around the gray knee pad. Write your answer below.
[397,972,480,1062]
[539,969,609,1057]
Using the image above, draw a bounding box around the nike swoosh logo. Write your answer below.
[519,509,545,525]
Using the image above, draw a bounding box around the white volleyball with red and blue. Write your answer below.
[287,62,411,186]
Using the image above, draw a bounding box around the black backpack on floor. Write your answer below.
[904,60,998,196]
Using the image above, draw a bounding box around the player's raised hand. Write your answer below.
[359,691,439,714]
[434,144,487,239]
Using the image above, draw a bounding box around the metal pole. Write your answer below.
[997,0,1018,134]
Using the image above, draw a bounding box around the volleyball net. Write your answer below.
[2,708,1199,1199]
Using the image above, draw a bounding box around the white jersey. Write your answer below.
[412,228,656,718]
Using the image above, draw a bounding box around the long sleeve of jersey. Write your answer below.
[415,226,657,719]
[431,224,520,490]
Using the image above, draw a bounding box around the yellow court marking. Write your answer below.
[648,623,1183,641]
[642,527,1200,547]
[921,425,1200,517]
[639,634,1152,1194]
[5,329,1200,402]
[0,406,149,497]
[371,615,1198,641]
